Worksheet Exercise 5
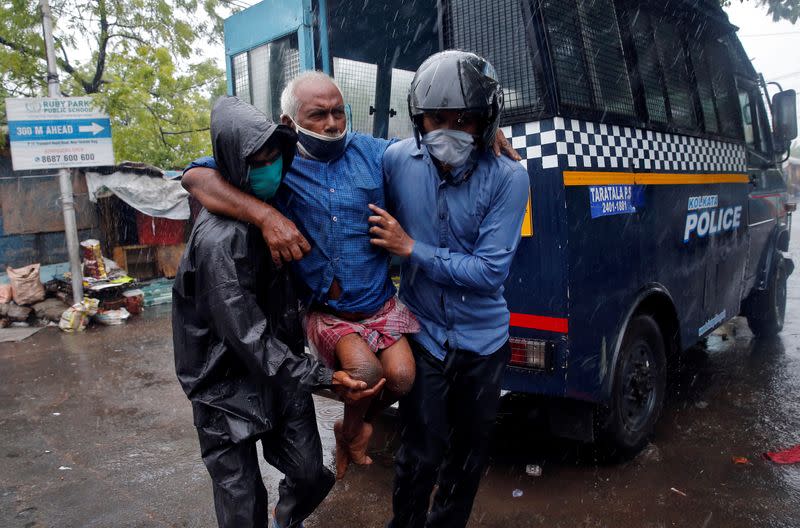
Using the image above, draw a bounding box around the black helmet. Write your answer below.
[408,50,504,150]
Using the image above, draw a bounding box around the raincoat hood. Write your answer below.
[210,96,296,191]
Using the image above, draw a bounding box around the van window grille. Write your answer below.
[688,35,720,134]
[626,8,668,124]
[249,45,269,114]
[541,0,636,119]
[723,34,752,77]
[653,22,698,130]
[443,0,546,124]
[705,36,744,140]
[232,52,250,104]
[232,34,299,118]
[389,68,416,139]
[333,57,377,134]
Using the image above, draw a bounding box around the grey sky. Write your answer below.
[725,3,800,127]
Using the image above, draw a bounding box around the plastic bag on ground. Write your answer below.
[6,264,46,306]
[94,307,130,325]
[58,298,100,332]
[59,304,89,333]
[0,284,11,304]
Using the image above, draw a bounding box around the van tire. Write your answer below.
[747,257,788,338]
[599,314,666,454]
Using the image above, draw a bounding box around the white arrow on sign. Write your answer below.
[78,122,105,135]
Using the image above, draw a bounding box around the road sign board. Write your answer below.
[5,97,115,171]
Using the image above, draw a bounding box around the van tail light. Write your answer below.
[509,337,554,370]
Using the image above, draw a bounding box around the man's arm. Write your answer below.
[197,232,383,399]
[182,166,311,265]
[369,167,529,294]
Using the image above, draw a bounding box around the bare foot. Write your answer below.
[333,421,351,480]
[346,422,374,466]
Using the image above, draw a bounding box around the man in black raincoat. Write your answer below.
[172,96,383,528]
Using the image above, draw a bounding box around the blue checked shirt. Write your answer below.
[383,138,530,360]
[187,132,396,314]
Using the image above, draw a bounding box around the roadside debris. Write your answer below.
[670,487,687,497]
[525,464,542,477]
[6,264,46,306]
[5,304,32,322]
[512,489,524,498]
[94,308,131,326]
[0,284,11,303]
[32,298,69,322]
[633,443,663,465]
[731,456,751,465]
[764,444,800,465]
[58,298,99,333]
[123,289,144,314]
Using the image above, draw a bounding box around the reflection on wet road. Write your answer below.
[1,223,799,527]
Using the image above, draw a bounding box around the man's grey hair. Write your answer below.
[280,71,343,119]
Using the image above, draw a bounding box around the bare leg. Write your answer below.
[333,333,383,479]
[365,336,416,422]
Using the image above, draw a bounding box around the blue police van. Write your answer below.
[222,0,798,451]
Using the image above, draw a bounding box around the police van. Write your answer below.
[222,0,797,451]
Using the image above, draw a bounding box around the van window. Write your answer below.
[688,38,720,134]
[738,89,755,146]
[231,34,300,118]
[232,52,250,104]
[754,91,772,155]
[333,58,377,135]
[625,7,668,125]
[653,22,697,130]
[706,37,743,140]
[444,0,546,124]
[738,82,773,162]
[541,0,635,120]
[327,0,438,137]
[388,68,416,139]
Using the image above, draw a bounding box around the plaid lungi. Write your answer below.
[305,297,420,368]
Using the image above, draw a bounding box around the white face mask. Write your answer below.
[421,128,476,167]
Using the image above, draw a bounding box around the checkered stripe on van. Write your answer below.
[501,117,747,173]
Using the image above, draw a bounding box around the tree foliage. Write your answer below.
[723,0,800,23]
[1,0,233,169]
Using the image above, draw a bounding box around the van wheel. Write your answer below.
[599,315,666,454]
[747,258,788,338]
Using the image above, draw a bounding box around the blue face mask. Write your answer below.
[248,157,283,201]
[291,118,347,161]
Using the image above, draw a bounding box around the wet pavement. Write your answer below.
[2,227,800,527]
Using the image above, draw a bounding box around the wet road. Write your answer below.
[2,229,799,527]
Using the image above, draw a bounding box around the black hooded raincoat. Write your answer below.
[172,97,335,528]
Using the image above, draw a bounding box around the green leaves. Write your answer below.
[1,0,226,168]
[723,0,800,23]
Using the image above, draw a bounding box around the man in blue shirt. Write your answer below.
[368,51,529,528]
[183,72,421,481]
[183,69,521,484]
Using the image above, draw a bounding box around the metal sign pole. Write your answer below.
[40,0,84,303]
